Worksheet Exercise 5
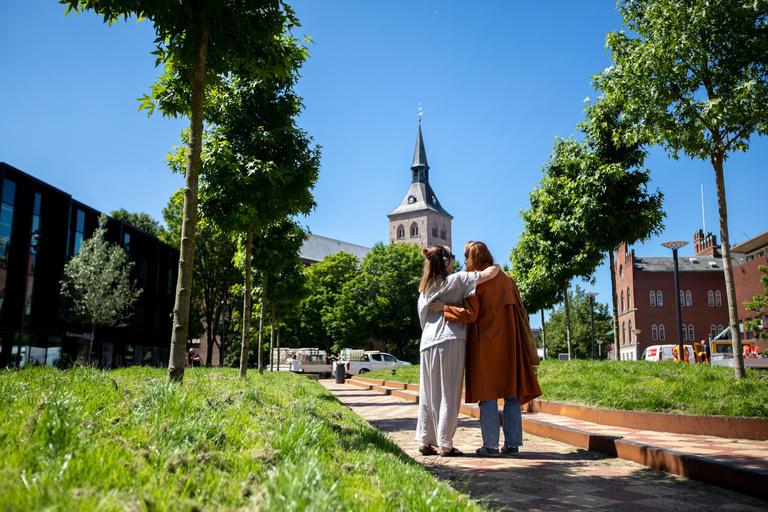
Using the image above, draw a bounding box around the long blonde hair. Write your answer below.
[418,245,452,293]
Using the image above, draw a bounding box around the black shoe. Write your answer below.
[476,446,501,457]
[419,445,437,456]
[501,446,519,455]
[439,447,463,457]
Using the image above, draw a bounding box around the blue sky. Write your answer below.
[2,2,767,329]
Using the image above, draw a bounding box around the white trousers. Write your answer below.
[415,339,466,448]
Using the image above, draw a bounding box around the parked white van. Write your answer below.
[642,344,697,364]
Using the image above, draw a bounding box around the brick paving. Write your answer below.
[321,379,768,511]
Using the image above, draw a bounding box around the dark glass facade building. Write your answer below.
[0,162,179,368]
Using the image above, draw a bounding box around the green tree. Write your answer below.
[160,189,239,366]
[336,243,423,361]
[594,0,768,377]
[744,265,768,340]
[266,257,309,370]
[544,285,611,360]
[294,252,361,353]
[109,209,162,238]
[62,0,309,383]
[577,98,665,359]
[173,74,318,377]
[60,215,142,363]
[248,220,308,374]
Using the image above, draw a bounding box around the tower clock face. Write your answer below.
[408,195,416,204]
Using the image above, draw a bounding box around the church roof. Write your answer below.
[388,181,453,218]
[299,234,371,265]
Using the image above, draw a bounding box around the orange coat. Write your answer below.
[444,267,542,405]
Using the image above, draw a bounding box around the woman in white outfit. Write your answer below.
[415,245,500,456]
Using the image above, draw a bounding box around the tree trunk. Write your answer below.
[238,229,253,378]
[88,325,96,365]
[269,302,275,371]
[168,30,208,383]
[258,272,268,375]
[540,309,547,360]
[564,282,573,360]
[276,312,281,371]
[713,153,745,378]
[609,249,620,360]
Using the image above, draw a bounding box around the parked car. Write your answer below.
[335,350,411,377]
[273,348,334,377]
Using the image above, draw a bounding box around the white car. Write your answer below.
[336,351,411,377]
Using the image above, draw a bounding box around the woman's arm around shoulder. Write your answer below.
[476,264,501,285]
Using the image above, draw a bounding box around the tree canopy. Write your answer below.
[110,209,162,239]
[594,0,768,377]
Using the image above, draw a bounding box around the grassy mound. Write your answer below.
[364,359,768,418]
[0,366,484,511]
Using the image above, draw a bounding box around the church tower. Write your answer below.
[388,125,453,250]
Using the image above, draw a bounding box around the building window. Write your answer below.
[708,291,714,307]
[73,209,85,256]
[440,227,446,240]
[650,291,656,307]
[622,322,626,344]
[682,325,688,341]
[717,324,724,335]
[710,325,717,338]
[0,180,16,304]
[620,291,625,312]
[432,226,437,237]
[410,222,418,237]
[685,290,692,307]
[626,287,631,309]
[657,291,663,307]
[652,324,658,341]
[619,265,623,278]
[659,324,666,341]
[715,291,722,307]
[688,324,695,341]
[628,320,633,340]
[679,290,685,306]
[396,225,405,239]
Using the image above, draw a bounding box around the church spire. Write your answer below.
[411,125,429,183]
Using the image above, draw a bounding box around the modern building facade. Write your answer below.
[0,163,179,368]
[388,125,453,250]
[731,230,768,350]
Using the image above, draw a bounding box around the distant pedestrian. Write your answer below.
[433,241,541,457]
[416,245,500,457]
[288,354,302,373]
[188,348,202,367]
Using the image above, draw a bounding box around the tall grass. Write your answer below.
[365,359,768,417]
[0,366,485,511]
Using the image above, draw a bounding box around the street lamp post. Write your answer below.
[596,339,604,359]
[584,292,599,360]
[662,241,689,363]
[631,329,642,360]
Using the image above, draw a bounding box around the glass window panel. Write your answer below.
[2,180,16,205]
[76,210,85,232]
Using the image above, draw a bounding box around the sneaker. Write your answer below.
[501,446,519,455]
[476,446,501,457]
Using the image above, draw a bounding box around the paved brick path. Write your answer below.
[321,379,768,511]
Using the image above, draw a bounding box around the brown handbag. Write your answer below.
[510,278,541,366]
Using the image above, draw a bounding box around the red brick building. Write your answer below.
[614,231,730,360]
[732,230,768,352]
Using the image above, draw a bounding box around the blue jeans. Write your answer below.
[478,397,522,450]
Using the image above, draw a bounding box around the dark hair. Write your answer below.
[419,245,452,293]
[463,241,493,272]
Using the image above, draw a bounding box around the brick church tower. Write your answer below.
[388,125,453,250]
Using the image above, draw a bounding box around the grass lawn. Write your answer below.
[0,366,485,511]
[364,359,768,418]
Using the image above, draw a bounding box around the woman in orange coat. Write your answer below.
[430,241,541,456]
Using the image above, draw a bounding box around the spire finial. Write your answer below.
[418,102,423,123]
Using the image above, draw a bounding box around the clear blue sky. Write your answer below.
[2,2,767,329]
